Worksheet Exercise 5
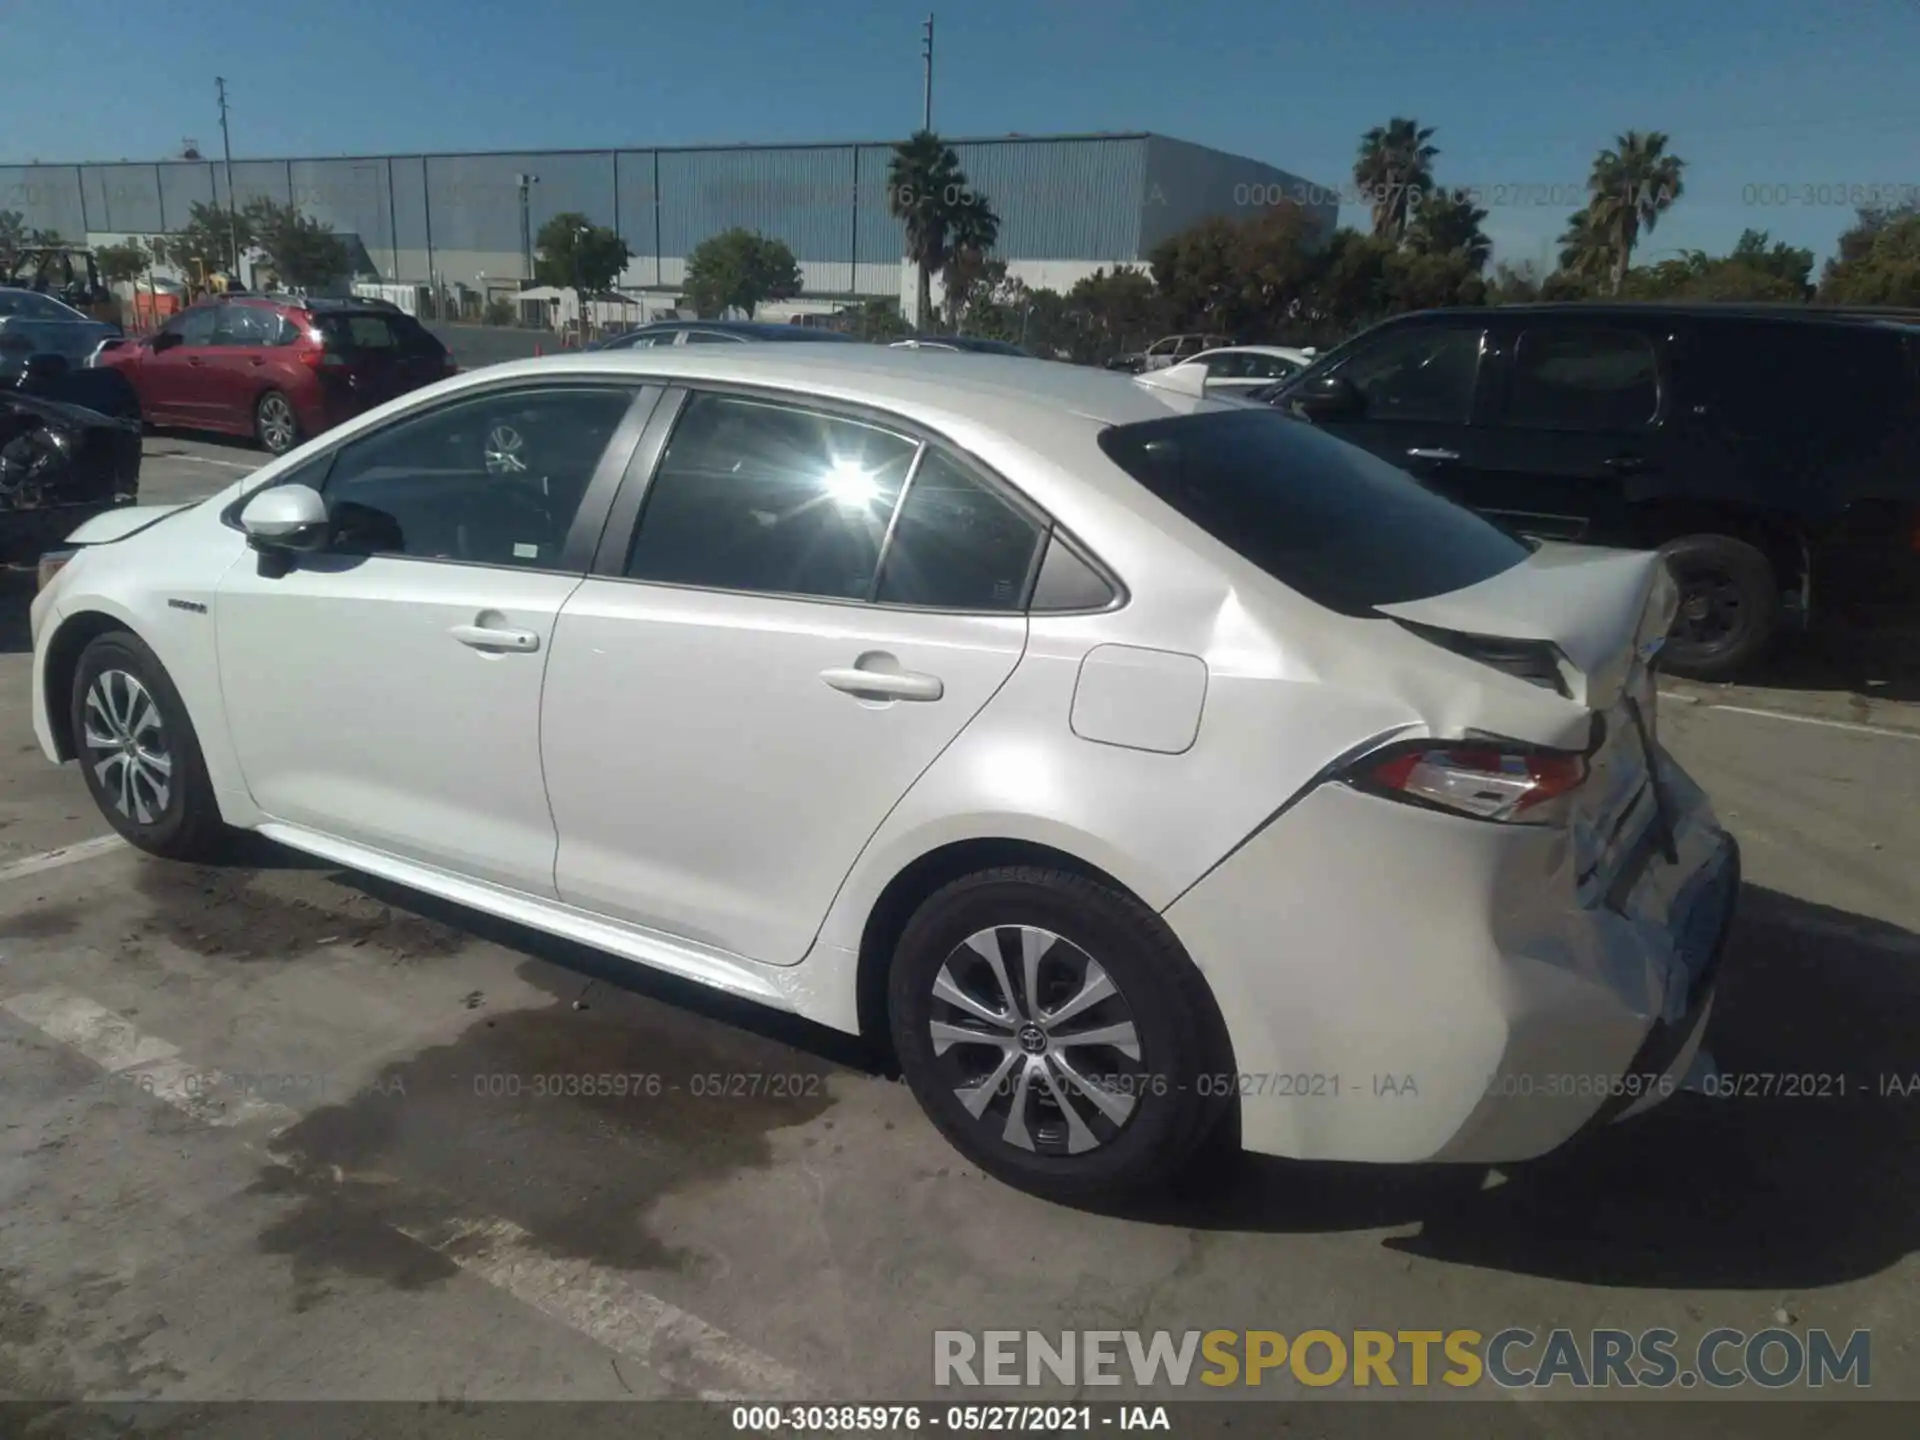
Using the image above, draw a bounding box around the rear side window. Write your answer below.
[625,392,919,600]
[873,450,1045,610]
[1502,328,1659,432]
[1098,409,1528,616]
[314,311,441,356]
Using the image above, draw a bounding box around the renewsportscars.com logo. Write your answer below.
[934,1327,1872,1390]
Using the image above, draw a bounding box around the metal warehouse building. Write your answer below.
[2,133,1332,321]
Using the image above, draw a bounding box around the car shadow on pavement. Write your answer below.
[0,571,34,654]
[1116,884,1920,1291]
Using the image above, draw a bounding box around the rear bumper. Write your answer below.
[1162,749,1736,1165]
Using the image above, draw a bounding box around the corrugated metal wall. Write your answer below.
[1139,135,1339,255]
[5,135,1328,295]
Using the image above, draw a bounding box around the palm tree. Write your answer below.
[1556,207,1614,289]
[1406,189,1491,271]
[888,130,967,331]
[941,190,1002,328]
[1354,118,1439,241]
[1585,131,1686,296]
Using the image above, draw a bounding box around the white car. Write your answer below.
[29,347,1737,1198]
[1184,344,1318,392]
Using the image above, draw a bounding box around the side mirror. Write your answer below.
[149,331,179,353]
[1291,373,1363,420]
[239,484,329,553]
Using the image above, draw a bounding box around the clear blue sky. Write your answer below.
[5,0,1917,265]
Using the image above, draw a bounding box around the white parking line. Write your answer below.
[148,452,260,471]
[1661,693,1920,742]
[0,835,128,884]
[1,983,813,1400]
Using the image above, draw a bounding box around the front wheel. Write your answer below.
[888,866,1228,1200]
[70,631,228,860]
[254,389,300,455]
[1657,533,1782,681]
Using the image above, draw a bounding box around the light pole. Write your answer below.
[516,173,539,282]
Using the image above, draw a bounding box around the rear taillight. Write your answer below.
[1348,742,1589,824]
[298,347,346,370]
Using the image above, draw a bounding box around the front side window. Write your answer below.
[320,385,634,568]
[1502,328,1659,432]
[1245,353,1302,380]
[624,392,918,600]
[1332,325,1483,425]
[167,307,218,346]
[874,450,1046,611]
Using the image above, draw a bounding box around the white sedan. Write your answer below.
[1184,344,1318,392]
[28,346,1737,1198]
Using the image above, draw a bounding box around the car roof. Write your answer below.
[629,319,850,339]
[435,344,1232,432]
[1402,301,1920,330]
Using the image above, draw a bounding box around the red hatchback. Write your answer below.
[103,296,456,455]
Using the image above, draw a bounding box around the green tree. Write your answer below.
[845,298,912,342]
[154,200,253,285]
[1584,130,1686,295]
[888,130,990,332]
[1066,267,1167,365]
[1818,206,1920,306]
[0,210,26,275]
[1354,117,1439,240]
[1626,230,1813,302]
[240,199,353,290]
[533,212,634,318]
[681,227,802,319]
[93,239,151,287]
[1486,258,1545,304]
[1406,189,1491,271]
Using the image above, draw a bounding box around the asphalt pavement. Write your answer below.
[1,433,1917,1426]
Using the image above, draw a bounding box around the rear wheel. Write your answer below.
[69,631,227,860]
[888,866,1227,1199]
[1657,533,1781,681]
[254,390,299,455]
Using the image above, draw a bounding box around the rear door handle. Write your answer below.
[1406,447,1460,462]
[820,666,944,702]
[247,357,266,367]
[450,623,540,653]
[1603,455,1651,473]
[186,357,206,367]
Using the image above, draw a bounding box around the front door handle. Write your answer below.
[1406,447,1460,462]
[186,357,206,367]
[1603,455,1651,473]
[820,665,944,702]
[450,623,540,653]
[247,357,266,367]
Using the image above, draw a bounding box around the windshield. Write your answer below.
[1098,408,1528,615]
[0,290,86,323]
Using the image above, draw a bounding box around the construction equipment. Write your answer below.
[2,245,122,328]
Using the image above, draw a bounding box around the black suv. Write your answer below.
[1265,303,1920,678]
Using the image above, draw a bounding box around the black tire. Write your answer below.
[254,389,299,455]
[69,630,227,861]
[888,865,1228,1200]
[1657,533,1781,681]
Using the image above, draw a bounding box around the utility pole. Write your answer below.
[921,14,934,132]
[215,77,238,279]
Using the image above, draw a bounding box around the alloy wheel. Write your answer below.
[258,394,296,452]
[927,925,1145,1156]
[82,669,172,824]
[484,424,528,474]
